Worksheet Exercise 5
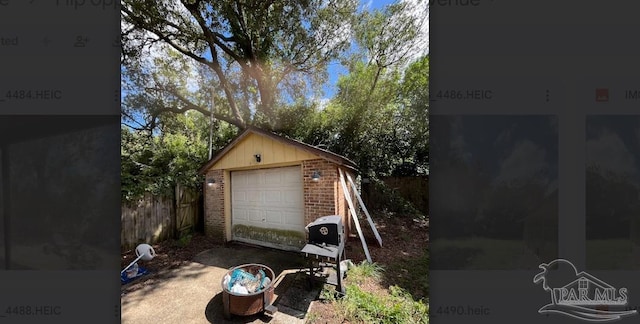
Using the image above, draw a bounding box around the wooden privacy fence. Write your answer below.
[121,185,202,251]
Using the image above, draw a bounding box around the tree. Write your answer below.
[306,0,428,176]
[121,111,236,200]
[395,55,429,175]
[316,1,428,176]
[121,0,358,131]
[586,165,640,239]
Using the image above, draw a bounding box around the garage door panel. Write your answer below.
[282,170,301,183]
[232,191,247,203]
[233,209,248,221]
[264,191,282,204]
[282,189,302,204]
[264,210,282,224]
[255,173,265,186]
[234,173,249,187]
[247,209,263,222]
[247,191,262,204]
[283,210,304,226]
[231,166,305,250]
[264,171,281,185]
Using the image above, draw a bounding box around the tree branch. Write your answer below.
[178,0,246,127]
[180,0,244,64]
[148,86,244,129]
[121,110,149,130]
[213,32,236,42]
[122,6,209,65]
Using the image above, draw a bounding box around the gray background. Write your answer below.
[0,1,120,323]
[431,0,640,322]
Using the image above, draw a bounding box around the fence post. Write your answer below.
[173,184,179,239]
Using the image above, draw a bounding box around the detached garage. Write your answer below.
[198,127,358,251]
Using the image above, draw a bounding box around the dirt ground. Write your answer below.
[121,213,428,323]
[307,213,429,323]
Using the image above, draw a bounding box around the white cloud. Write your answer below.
[587,129,636,176]
[317,16,353,57]
[493,140,549,187]
[401,0,429,58]
[315,98,331,111]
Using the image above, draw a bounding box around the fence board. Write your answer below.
[121,192,176,251]
[121,188,202,251]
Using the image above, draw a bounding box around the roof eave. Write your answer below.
[198,126,359,174]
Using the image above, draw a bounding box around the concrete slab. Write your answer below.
[121,244,319,324]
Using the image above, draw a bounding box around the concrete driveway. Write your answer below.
[121,244,321,324]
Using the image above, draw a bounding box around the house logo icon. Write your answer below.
[533,259,637,322]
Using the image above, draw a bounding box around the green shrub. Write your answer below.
[348,261,384,283]
[339,284,428,324]
[369,177,422,215]
[336,262,429,323]
[386,251,429,300]
[176,233,192,247]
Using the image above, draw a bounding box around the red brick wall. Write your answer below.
[302,160,359,236]
[303,159,339,226]
[204,169,225,242]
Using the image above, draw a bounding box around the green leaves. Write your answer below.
[121,112,237,201]
[122,0,358,130]
[311,53,429,177]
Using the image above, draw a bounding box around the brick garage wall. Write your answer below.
[303,159,339,226]
[204,169,225,242]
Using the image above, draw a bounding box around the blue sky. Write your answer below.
[322,0,396,99]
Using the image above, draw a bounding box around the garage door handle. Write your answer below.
[262,219,265,222]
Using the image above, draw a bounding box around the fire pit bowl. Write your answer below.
[221,263,277,319]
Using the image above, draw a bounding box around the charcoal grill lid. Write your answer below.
[307,215,342,228]
[301,243,341,259]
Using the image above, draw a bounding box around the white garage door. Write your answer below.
[231,166,305,250]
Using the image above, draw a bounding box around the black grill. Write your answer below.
[306,215,344,247]
[300,215,347,295]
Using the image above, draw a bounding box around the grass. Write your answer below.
[348,261,384,283]
[586,239,640,270]
[305,310,320,323]
[385,251,429,300]
[333,262,429,324]
[431,237,640,270]
[430,237,538,269]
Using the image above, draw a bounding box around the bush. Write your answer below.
[369,177,422,216]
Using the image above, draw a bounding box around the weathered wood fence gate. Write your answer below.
[121,185,202,251]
